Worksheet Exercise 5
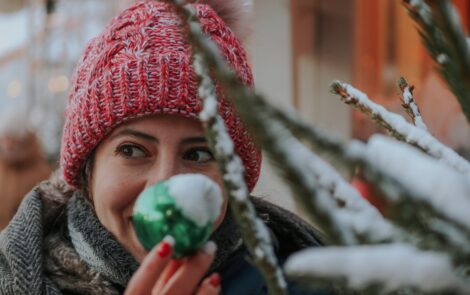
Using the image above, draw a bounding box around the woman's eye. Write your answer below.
[184,148,214,163]
[115,144,147,158]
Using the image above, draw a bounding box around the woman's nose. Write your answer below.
[146,156,179,187]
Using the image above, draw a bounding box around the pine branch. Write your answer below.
[164,0,408,249]
[331,81,406,142]
[224,89,403,245]
[229,95,400,245]
[247,114,470,261]
[183,3,406,246]
[167,0,470,258]
[247,112,359,245]
[197,30,470,259]
[193,52,288,295]
[167,1,470,287]
[162,1,367,247]
[402,0,470,124]
[397,77,428,131]
[331,81,470,175]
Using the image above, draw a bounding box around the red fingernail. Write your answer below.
[157,242,172,258]
[209,273,220,287]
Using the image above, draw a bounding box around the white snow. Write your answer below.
[199,94,217,121]
[365,135,470,228]
[266,119,397,244]
[211,115,248,201]
[342,82,470,175]
[401,85,427,130]
[195,53,218,122]
[255,218,271,243]
[402,86,412,105]
[213,118,235,155]
[411,110,426,130]
[407,0,432,25]
[163,235,176,246]
[167,174,223,226]
[252,216,287,288]
[437,53,449,64]
[263,119,362,244]
[195,51,248,201]
[285,243,470,293]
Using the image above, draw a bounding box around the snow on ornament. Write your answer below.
[133,174,223,258]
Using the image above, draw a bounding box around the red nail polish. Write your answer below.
[157,242,172,258]
[209,273,220,287]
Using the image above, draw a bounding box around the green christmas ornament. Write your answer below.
[133,174,223,258]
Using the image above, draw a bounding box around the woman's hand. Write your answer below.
[125,239,220,295]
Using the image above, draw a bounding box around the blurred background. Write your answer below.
[0,0,469,214]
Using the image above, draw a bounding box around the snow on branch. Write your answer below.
[362,135,470,257]
[168,0,470,292]
[365,136,470,227]
[331,81,470,175]
[166,0,470,252]
[248,114,358,245]
[397,77,428,131]
[192,36,288,295]
[267,119,470,259]
[285,243,470,294]
[248,103,470,285]
[296,144,398,244]
[402,0,470,124]
[235,99,400,244]
[279,128,470,260]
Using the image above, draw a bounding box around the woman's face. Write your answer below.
[89,115,227,262]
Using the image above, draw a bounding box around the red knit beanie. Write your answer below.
[60,0,261,191]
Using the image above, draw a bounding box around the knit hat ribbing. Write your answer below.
[60,1,261,191]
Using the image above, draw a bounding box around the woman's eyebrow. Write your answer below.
[181,137,207,145]
[107,128,158,142]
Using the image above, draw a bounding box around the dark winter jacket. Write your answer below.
[0,178,329,294]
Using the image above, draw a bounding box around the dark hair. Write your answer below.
[79,151,95,202]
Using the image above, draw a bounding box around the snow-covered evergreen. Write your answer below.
[168,0,470,294]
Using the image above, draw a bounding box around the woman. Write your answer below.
[0,1,325,294]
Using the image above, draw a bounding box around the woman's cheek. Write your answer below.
[91,163,141,215]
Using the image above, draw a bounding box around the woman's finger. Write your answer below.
[124,237,174,295]
[153,259,184,291]
[196,273,221,295]
[155,241,217,295]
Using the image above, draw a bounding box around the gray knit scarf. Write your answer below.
[0,181,321,294]
[0,188,61,294]
[0,188,243,294]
